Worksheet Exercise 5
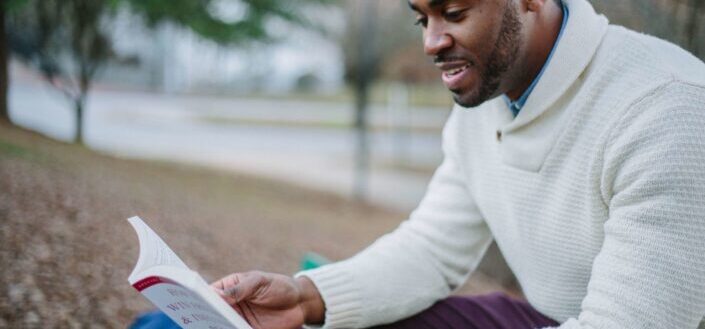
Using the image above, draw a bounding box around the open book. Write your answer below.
[127,216,253,329]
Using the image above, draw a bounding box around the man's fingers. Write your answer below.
[223,272,269,303]
[239,302,262,327]
[212,273,247,305]
[212,273,242,291]
[232,302,245,319]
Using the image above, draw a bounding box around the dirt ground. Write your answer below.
[0,123,511,328]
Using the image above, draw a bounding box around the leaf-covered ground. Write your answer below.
[0,123,511,328]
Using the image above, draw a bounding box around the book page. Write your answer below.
[127,217,254,329]
[133,268,250,329]
[128,216,188,283]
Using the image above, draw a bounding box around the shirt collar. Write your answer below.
[503,1,570,117]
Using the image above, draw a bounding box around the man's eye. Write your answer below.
[443,10,465,21]
[414,16,428,28]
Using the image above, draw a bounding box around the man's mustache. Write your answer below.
[433,54,472,64]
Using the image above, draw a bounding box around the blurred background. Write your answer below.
[1,0,703,327]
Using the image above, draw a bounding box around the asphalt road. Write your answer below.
[9,74,450,212]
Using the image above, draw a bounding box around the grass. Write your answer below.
[192,82,456,109]
[0,140,32,159]
[196,115,444,134]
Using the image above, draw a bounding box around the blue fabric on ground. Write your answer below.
[128,310,179,329]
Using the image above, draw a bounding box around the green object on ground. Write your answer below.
[300,252,331,271]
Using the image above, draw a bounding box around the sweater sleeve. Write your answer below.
[549,83,705,329]
[297,109,493,329]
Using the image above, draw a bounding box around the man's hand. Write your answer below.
[211,271,325,329]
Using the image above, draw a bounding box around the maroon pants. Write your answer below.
[369,292,559,329]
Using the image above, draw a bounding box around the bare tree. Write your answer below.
[6,0,332,143]
[591,0,704,61]
[8,0,115,144]
[686,0,704,57]
[0,4,8,125]
[351,0,378,200]
[343,0,425,200]
[44,1,112,145]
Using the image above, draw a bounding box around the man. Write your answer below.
[213,0,705,328]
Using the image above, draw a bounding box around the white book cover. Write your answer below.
[127,216,253,329]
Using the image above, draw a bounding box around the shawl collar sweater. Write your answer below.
[301,0,705,328]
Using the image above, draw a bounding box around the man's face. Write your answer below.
[409,0,523,107]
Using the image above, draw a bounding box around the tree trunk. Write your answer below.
[352,0,378,201]
[75,65,92,145]
[353,77,370,200]
[74,97,84,144]
[0,7,10,125]
[686,0,703,58]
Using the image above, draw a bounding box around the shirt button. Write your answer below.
[496,130,502,142]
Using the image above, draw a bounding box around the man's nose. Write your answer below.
[423,23,452,55]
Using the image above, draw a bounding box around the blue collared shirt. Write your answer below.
[504,1,569,117]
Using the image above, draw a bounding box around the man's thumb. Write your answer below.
[224,273,266,303]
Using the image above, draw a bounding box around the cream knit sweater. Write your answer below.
[301,0,705,328]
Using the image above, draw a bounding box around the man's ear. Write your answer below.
[524,0,547,12]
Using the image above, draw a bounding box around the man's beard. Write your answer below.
[454,1,522,108]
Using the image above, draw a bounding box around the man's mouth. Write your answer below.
[443,64,471,78]
[436,61,473,90]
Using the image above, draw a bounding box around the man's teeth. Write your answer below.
[445,64,470,76]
